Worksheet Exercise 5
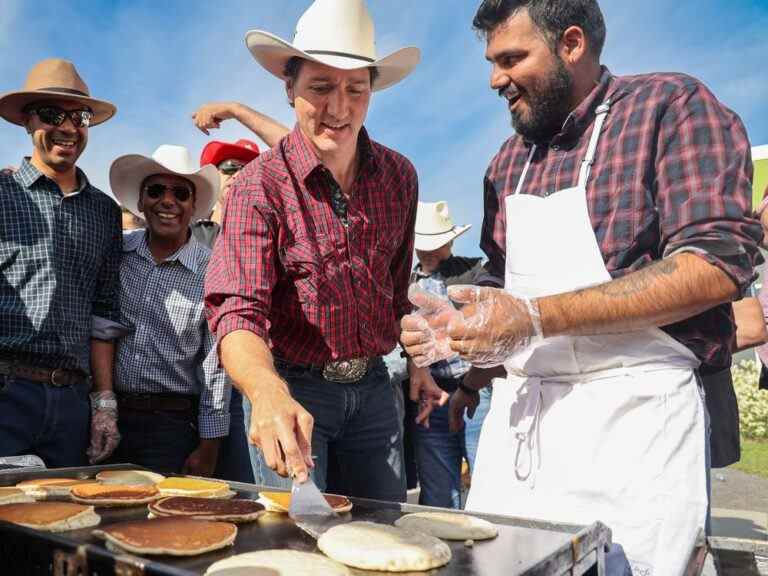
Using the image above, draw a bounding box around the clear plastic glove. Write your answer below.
[87,391,121,464]
[400,284,463,368]
[446,285,543,368]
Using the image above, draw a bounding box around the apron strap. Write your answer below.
[577,100,612,188]
[513,145,537,196]
[511,379,543,488]
[513,99,612,197]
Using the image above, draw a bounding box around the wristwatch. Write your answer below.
[92,397,118,410]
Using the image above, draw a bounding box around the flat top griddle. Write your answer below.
[0,464,610,576]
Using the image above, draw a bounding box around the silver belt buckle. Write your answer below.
[322,358,369,383]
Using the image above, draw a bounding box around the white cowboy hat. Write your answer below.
[110,145,220,222]
[415,201,471,252]
[0,59,116,126]
[245,0,420,92]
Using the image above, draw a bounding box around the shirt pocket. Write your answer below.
[279,237,330,304]
[370,240,395,301]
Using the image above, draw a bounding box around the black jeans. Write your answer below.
[111,407,198,474]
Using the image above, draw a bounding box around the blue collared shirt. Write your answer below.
[0,159,122,372]
[115,230,230,438]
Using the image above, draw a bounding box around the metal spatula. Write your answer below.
[289,476,345,539]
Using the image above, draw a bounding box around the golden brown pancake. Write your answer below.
[149,497,265,523]
[0,502,100,531]
[257,491,352,514]
[70,483,160,507]
[94,517,237,556]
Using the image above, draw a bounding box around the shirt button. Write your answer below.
[134,353,141,360]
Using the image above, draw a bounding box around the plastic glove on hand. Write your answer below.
[447,285,543,368]
[400,284,463,368]
[87,390,121,464]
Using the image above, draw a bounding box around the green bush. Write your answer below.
[732,360,768,440]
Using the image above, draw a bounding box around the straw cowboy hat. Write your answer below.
[200,139,260,167]
[245,0,420,92]
[415,201,471,252]
[0,59,116,126]
[110,145,220,222]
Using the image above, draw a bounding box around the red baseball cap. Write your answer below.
[199,139,260,168]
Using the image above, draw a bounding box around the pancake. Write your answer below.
[394,512,498,540]
[93,517,237,556]
[149,497,265,523]
[96,469,165,486]
[0,487,34,505]
[157,478,234,499]
[317,521,452,572]
[257,491,353,514]
[0,502,100,532]
[205,550,351,576]
[16,478,94,501]
[70,483,160,507]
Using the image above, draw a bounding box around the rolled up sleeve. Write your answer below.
[204,167,278,345]
[197,326,231,439]
[655,81,763,296]
[92,203,123,324]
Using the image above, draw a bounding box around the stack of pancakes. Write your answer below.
[149,496,265,523]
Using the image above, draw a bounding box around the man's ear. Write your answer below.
[286,80,295,108]
[136,193,144,214]
[559,25,587,65]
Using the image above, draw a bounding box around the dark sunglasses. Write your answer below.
[144,183,193,202]
[27,106,92,128]
[218,159,245,176]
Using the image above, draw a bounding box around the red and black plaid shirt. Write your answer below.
[482,67,762,369]
[205,126,417,366]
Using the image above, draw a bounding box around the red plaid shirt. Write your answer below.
[204,126,417,365]
[482,67,762,369]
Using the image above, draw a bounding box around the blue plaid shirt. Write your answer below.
[0,159,121,372]
[115,230,230,438]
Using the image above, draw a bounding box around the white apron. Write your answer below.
[466,102,707,576]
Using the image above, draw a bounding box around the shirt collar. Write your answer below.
[284,125,378,183]
[123,228,203,274]
[548,66,614,147]
[14,157,90,195]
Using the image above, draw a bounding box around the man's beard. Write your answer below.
[510,59,574,144]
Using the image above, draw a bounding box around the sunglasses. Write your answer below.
[218,159,245,176]
[27,106,92,128]
[144,183,193,202]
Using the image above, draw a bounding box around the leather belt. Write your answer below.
[0,357,89,387]
[276,357,372,384]
[117,393,198,413]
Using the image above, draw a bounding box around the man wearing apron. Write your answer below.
[402,2,762,574]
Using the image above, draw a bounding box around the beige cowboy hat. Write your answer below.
[0,59,116,126]
[110,145,220,222]
[245,0,420,92]
[415,201,471,252]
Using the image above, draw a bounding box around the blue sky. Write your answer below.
[1,1,767,256]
